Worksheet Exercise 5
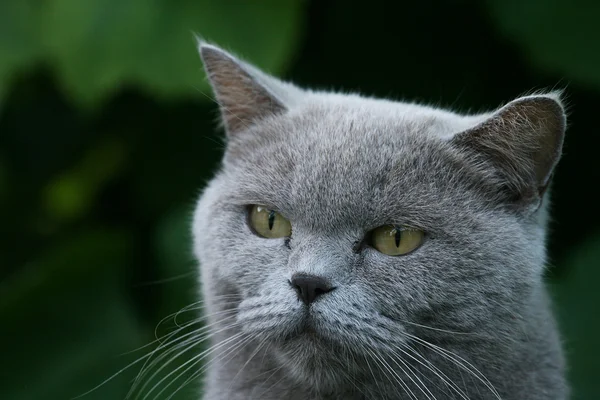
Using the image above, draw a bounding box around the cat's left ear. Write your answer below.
[198,41,301,136]
[451,94,566,208]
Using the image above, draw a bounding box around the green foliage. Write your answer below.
[552,235,600,399]
[44,138,127,222]
[0,229,144,399]
[0,0,40,102]
[0,0,304,105]
[486,0,600,88]
[153,206,199,321]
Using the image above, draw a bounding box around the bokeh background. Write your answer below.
[1,0,599,399]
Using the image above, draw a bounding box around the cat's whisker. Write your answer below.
[332,342,362,398]
[396,343,469,400]
[258,339,272,373]
[339,367,366,398]
[133,270,197,287]
[128,316,239,399]
[153,310,228,347]
[386,348,436,400]
[70,353,153,399]
[128,310,239,391]
[122,306,231,357]
[172,300,240,329]
[163,332,258,400]
[342,342,367,398]
[72,313,231,399]
[400,320,483,337]
[156,309,239,356]
[361,348,384,396]
[140,330,247,400]
[252,363,286,398]
[154,335,253,400]
[369,348,417,400]
[154,297,239,337]
[132,319,242,399]
[169,296,239,316]
[405,367,448,400]
[228,333,269,389]
[171,293,241,311]
[404,332,502,399]
[251,341,300,399]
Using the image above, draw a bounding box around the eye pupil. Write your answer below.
[249,205,292,239]
[394,228,401,247]
[370,224,425,256]
[268,210,276,230]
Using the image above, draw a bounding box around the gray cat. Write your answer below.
[191,42,567,400]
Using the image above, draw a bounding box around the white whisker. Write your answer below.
[404,332,502,399]
[397,343,469,400]
[140,330,246,400]
[133,320,242,399]
[387,349,436,400]
[371,349,417,400]
[163,333,257,400]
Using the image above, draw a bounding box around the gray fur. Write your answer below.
[192,42,567,399]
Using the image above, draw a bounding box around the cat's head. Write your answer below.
[192,42,565,390]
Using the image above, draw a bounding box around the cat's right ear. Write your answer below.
[450,94,566,209]
[198,41,298,136]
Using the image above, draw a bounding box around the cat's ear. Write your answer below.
[451,93,566,207]
[198,41,299,135]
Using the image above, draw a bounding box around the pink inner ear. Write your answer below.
[200,45,286,135]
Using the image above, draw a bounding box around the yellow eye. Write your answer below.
[371,225,424,256]
[248,205,292,238]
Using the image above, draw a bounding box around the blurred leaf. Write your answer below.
[153,205,199,320]
[127,102,222,218]
[0,228,132,313]
[43,137,126,222]
[37,0,305,104]
[0,229,146,400]
[0,0,41,102]
[0,157,7,199]
[552,234,600,399]
[155,206,195,280]
[486,0,600,88]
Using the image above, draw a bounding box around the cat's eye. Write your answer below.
[248,205,292,239]
[370,225,424,256]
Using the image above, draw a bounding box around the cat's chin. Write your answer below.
[281,321,327,345]
[273,332,360,393]
[277,311,353,353]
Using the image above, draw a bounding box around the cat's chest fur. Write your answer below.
[190,42,568,400]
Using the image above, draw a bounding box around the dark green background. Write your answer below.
[1,0,598,399]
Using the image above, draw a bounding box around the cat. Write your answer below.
[191,41,568,400]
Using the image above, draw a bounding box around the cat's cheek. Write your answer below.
[207,203,288,279]
[236,278,304,339]
[358,248,433,314]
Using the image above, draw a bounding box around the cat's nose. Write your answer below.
[289,274,335,306]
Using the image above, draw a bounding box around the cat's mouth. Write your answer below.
[281,328,335,352]
[281,311,325,342]
[300,319,322,340]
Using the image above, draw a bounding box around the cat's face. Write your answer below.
[193,44,564,391]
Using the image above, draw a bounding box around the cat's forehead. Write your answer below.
[227,95,484,176]
[229,95,482,158]
[292,94,481,142]
[222,98,483,228]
